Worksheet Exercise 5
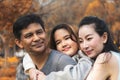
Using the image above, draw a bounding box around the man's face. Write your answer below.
[16,23,47,55]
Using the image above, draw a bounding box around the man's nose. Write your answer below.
[33,34,39,41]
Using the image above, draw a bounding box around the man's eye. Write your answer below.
[24,34,32,38]
[37,31,43,34]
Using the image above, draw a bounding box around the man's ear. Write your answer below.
[102,32,108,44]
[15,39,23,49]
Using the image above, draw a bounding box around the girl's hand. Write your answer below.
[37,71,46,80]
[28,68,41,80]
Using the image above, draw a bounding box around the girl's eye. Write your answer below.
[56,41,61,45]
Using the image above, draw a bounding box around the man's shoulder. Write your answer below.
[50,49,64,55]
[50,49,70,59]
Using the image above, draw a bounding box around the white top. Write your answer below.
[111,51,120,80]
[23,53,35,72]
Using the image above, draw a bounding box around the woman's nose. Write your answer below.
[82,41,89,50]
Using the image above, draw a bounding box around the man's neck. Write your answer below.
[29,48,51,70]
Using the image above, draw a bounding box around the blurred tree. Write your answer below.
[85,0,120,25]
[111,22,120,48]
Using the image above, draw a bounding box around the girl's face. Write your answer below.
[54,29,78,56]
[78,24,107,58]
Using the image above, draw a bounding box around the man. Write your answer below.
[13,14,76,79]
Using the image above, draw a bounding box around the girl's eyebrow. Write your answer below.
[64,35,70,38]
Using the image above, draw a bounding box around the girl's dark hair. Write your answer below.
[79,16,119,52]
[49,23,79,50]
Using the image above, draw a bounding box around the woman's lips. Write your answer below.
[85,50,93,55]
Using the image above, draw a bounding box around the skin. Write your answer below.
[54,29,78,56]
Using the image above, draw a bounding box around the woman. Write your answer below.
[23,23,92,80]
[78,16,120,80]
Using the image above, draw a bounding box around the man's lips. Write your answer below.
[32,42,44,47]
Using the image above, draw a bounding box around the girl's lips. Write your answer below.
[63,47,70,51]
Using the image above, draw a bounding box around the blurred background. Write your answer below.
[0,0,120,80]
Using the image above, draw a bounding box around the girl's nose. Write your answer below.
[61,41,67,48]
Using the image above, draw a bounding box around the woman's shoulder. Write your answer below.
[95,51,120,64]
[94,51,119,72]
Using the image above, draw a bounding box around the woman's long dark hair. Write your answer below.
[79,16,119,53]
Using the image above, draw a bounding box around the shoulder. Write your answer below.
[95,51,119,64]
[50,50,76,64]
[95,52,112,64]
[23,53,31,61]
[94,51,119,72]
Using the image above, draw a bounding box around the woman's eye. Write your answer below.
[79,40,83,43]
[78,39,83,43]
[87,37,92,41]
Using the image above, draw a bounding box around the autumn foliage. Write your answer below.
[0,0,120,80]
[0,56,19,80]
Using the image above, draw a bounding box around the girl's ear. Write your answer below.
[102,32,108,44]
[15,39,24,49]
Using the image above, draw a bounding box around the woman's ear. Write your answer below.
[102,32,108,44]
[15,39,24,49]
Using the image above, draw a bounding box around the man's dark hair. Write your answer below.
[13,14,44,40]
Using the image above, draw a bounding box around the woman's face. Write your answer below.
[78,24,107,58]
[54,29,78,56]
